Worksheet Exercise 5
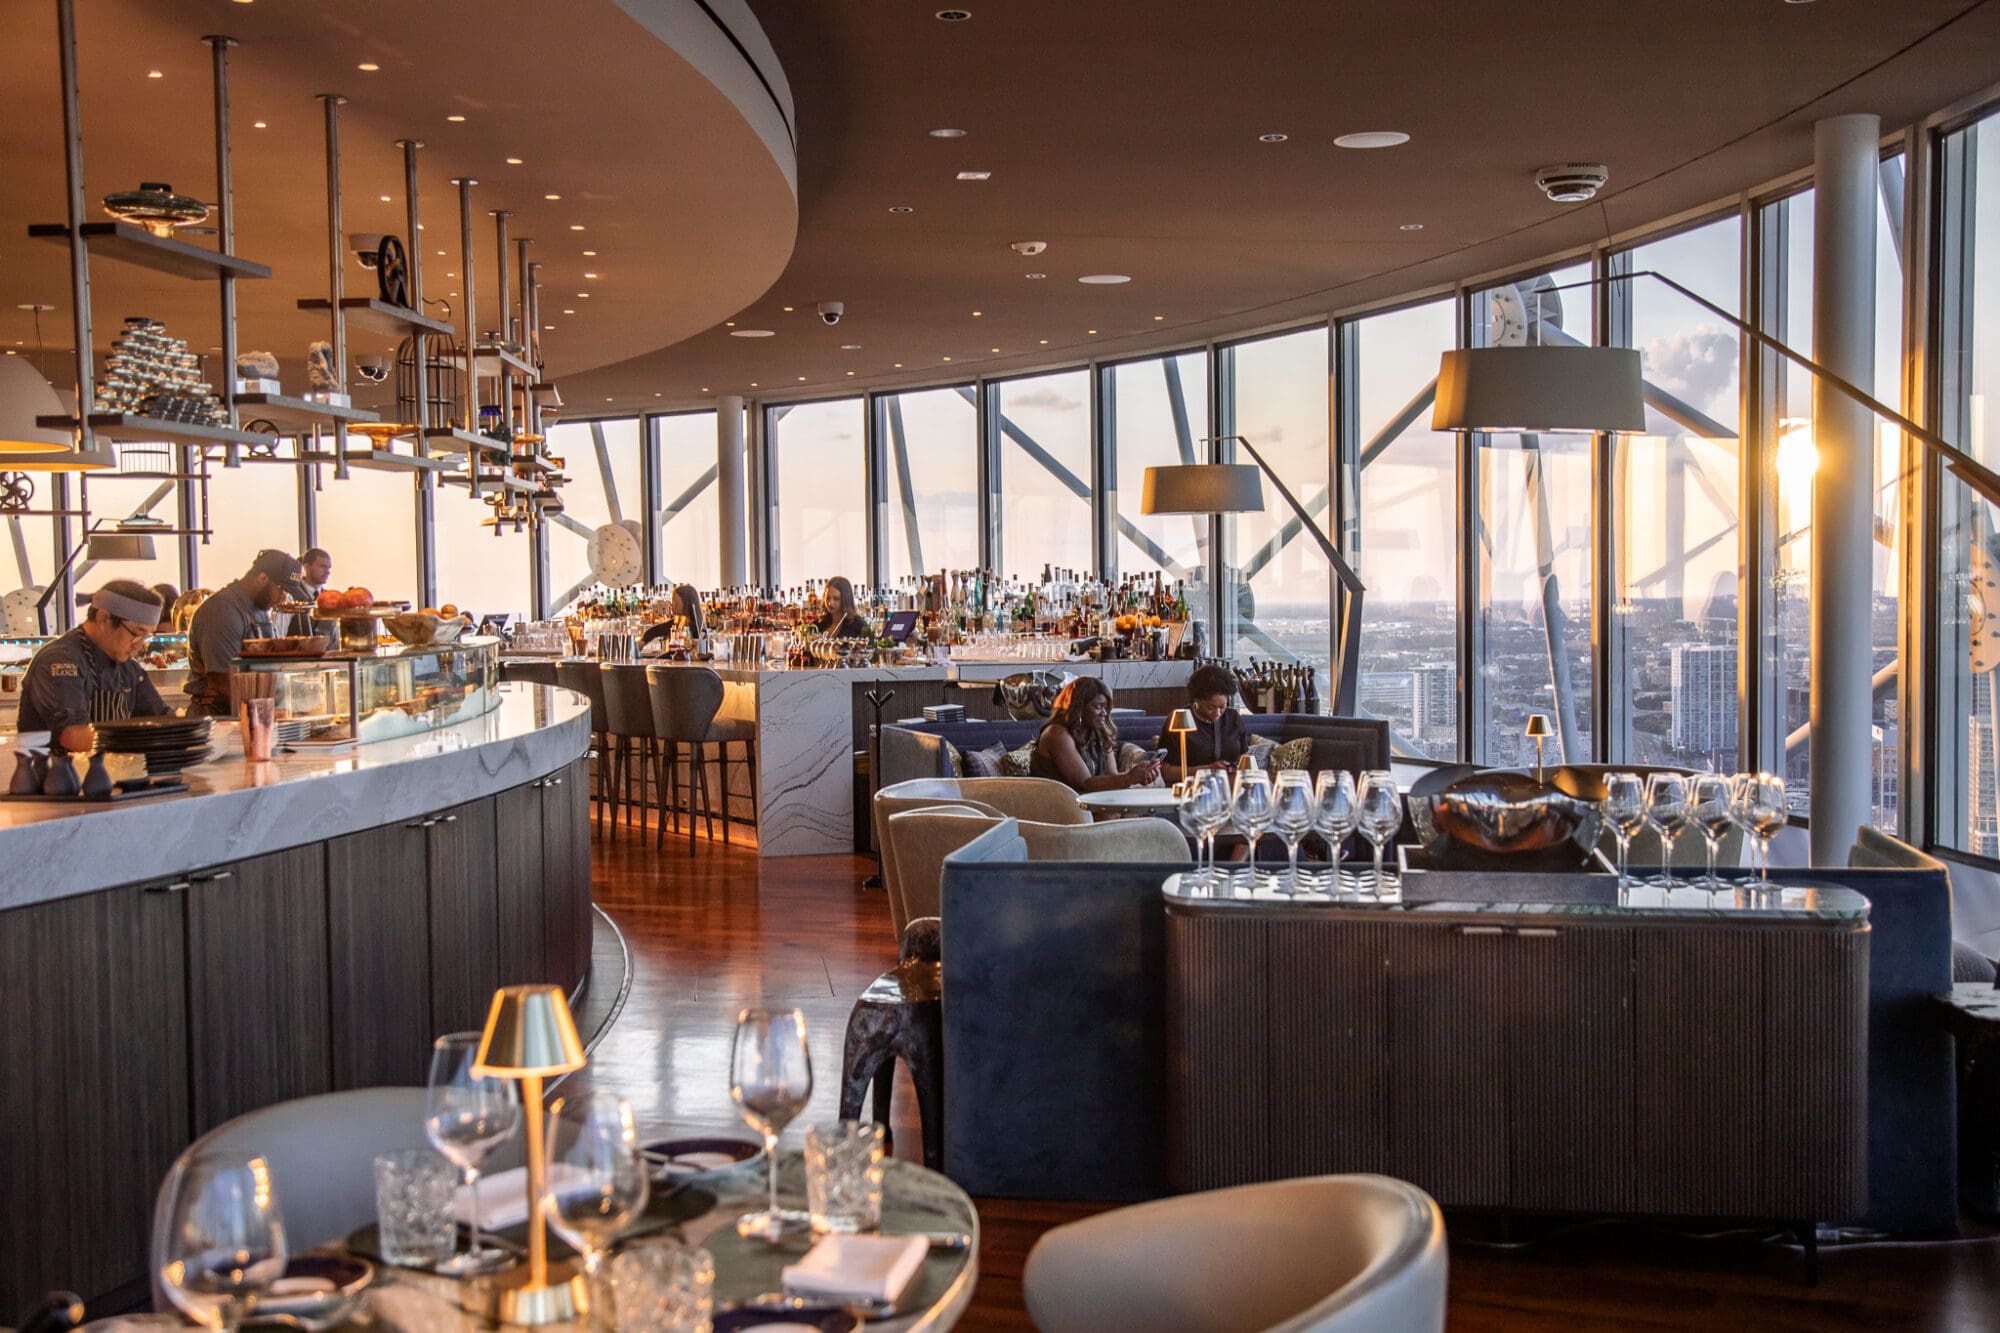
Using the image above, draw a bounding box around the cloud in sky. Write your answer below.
[1642,324,1737,419]
[1002,386,1082,413]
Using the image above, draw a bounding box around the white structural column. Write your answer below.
[1808,114,1880,865]
[717,394,748,586]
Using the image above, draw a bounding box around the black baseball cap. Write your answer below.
[250,548,303,581]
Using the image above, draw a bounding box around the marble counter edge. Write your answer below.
[0,684,589,912]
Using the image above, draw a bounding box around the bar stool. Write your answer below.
[645,665,726,853]
[599,663,658,830]
[555,660,613,829]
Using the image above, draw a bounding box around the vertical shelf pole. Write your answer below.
[492,210,514,434]
[455,177,481,499]
[206,35,241,469]
[401,139,436,607]
[54,0,96,630]
[318,93,350,481]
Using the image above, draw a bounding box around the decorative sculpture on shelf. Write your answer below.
[93,317,224,423]
[304,340,346,406]
[375,234,410,308]
[0,473,33,515]
[234,349,279,394]
[101,182,209,238]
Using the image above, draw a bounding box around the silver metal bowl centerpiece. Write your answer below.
[1409,769,1602,872]
[102,182,211,238]
[994,669,1070,720]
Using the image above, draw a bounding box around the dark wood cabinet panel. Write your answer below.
[428,797,501,1036]
[1386,925,1511,1207]
[495,780,549,985]
[542,756,594,991]
[0,883,188,1325]
[327,818,433,1088]
[186,846,332,1133]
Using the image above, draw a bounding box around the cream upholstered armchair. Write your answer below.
[882,808,1004,933]
[1023,1174,1446,1333]
[1016,816,1188,863]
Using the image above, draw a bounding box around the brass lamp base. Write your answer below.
[492,1261,587,1326]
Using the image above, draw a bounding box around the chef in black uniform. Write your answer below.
[17,580,171,752]
[186,548,298,715]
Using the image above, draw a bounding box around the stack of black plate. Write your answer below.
[95,714,215,774]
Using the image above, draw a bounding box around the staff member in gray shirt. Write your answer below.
[186,548,299,715]
[17,580,172,751]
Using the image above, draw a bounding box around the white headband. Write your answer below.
[91,588,163,628]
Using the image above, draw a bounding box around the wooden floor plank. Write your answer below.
[567,818,2000,1331]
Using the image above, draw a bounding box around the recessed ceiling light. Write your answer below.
[1025,273,1046,280]
[731,329,776,338]
[972,310,983,317]
[1400,222,1424,231]
[506,157,523,165]
[751,382,759,387]
[569,224,585,231]
[1153,314,1164,320]
[357,62,379,72]
[1039,339,1048,344]
[1078,274,1130,285]
[889,205,914,214]
[782,306,794,312]
[930,128,967,138]
[584,272,599,279]
[448,291,458,297]
[147,69,163,79]
[956,170,992,181]
[544,193,560,200]
[847,371,855,376]
[252,120,268,129]
[1259,133,1289,143]
[894,363,903,368]
[447,271,456,278]
[563,308,575,314]
[1334,130,1409,149]
[379,194,392,202]
[936,8,972,19]
[990,347,999,353]
[725,321,735,326]
[577,292,589,298]
[797,377,806,382]
[447,114,466,123]
[943,356,953,361]
[1088,329,1097,334]
[656,392,663,397]
[605,397,613,403]
[544,324,554,330]
[840,344,861,350]
[582,250,597,256]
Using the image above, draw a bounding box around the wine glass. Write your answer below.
[1736,772,1790,891]
[1230,769,1273,893]
[1312,770,1358,895]
[1355,770,1403,899]
[1175,780,1209,885]
[154,1154,287,1332]
[731,1007,814,1242]
[1689,774,1735,900]
[1270,770,1315,896]
[425,1032,521,1277]
[1644,772,1690,891]
[1600,773,1647,892]
[545,1093,650,1328]
[1190,768,1232,888]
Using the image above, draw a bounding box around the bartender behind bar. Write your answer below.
[17,580,172,752]
[186,548,299,715]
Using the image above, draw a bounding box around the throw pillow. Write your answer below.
[961,743,1007,779]
[1267,735,1314,775]
[1245,734,1279,773]
[1002,741,1039,777]
[945,740,965,779]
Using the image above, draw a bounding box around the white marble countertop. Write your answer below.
[0,683,589,912]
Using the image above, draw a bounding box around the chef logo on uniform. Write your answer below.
[49,662,78,677]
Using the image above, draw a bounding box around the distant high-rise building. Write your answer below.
[1411,663,1457,742]
[1359,671,1414,723]
[1671,643,1737,757]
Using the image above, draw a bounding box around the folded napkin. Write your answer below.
[781,1233,928,1305]
[455,1163,591,1230]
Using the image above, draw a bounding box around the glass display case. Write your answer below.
[237,637,501,746]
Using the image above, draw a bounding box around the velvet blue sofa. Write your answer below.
[938,822,1957,1231]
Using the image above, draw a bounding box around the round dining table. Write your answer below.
[1076,785,1183,820]
[86,1154,978,1332]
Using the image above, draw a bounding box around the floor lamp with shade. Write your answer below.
[1141,441,1366,715]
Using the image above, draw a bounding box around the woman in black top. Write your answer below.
[816,576,872,639]
[1158,662,1248,784]
[1030,676,1161,793]
[640,583,705,650]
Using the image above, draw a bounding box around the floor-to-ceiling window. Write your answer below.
[196,444,300,592]
[877,386,978,584]
[1104,350,1210,629]
[1758,159,1906,822]
[432,480,531,621]
[546,418,644,613]
[313,465,420,601]
[1935,112,2000,857]
[0,484,54,633]
[74,464,184,600]
[993,369,1092,582]
[1471,263,1597,766]
[1219,327,1331,702]
[767,398,866,587]
[1609,217,1744,773]
[652,410,724,590]
[1347,298,1460,759]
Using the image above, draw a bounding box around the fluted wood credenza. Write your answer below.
[1165,878,1871,1226]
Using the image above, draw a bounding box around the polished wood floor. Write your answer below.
[568,816,2000,1331]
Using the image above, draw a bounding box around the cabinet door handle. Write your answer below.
[1456,925,1504,936]
[528,778,546,789]
[441,814,458,824]
[406,817,438,829]
[548,776,564,787]
[194,870,234,884]
[147,881,192,894]
[1515,927,1559,938]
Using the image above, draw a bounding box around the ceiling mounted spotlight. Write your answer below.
[1400,223,1425,231]
[889,205,914,214]
[1025,273,1047,280]
[930,128,967,138]
[956,170,992,181]
[1078,274,1131,285]
[1534,162,1609,202]
[936,8,972,19]
[840,344,862,350]
[1258,133,1289,143]
[730,329,776,338]
[1334,130,1409,149]
[1011,240,1047,256]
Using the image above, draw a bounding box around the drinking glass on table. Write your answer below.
[731,1007,814,1242]
[1355,770,1403,898]
[1270,769,1315,896]
[544,1093,650,1327]
[153,1153,288,1332]
[1313,770,1358,894]
[1189,768,1232,887]
[1643,772,1690,890]
[1601,772,1647,892]
[373,1148,459,1268]
[425,1031,520,1277]
[1733,771,1790,891]
[609,1241,715,1333]
[1689,774,1735,899]
[1230,768,1274,891]
[804,1120,887,1234]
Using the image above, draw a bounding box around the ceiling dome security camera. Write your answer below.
[1534,163,1609,203]
[1011,241,1047,256]
[817,301,844,326]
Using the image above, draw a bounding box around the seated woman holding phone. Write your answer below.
[1030,676,1162,793]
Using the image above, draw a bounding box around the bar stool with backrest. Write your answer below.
[600,663,660,831]
[501,659,560,688]
[645,665,733,853]
[556,660,614,829]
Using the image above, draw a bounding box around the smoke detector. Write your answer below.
[1011,240,1047,256]
[1535,163,1608,203]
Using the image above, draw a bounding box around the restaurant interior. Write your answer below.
[4,1,2000,1329]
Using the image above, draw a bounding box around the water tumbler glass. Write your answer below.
[804,1120,886,1235]
[372,1148,459,1268]
[609,1241,715,1332]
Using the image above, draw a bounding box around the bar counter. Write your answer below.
[0,683,594,1317]
[651,655,1192,855]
